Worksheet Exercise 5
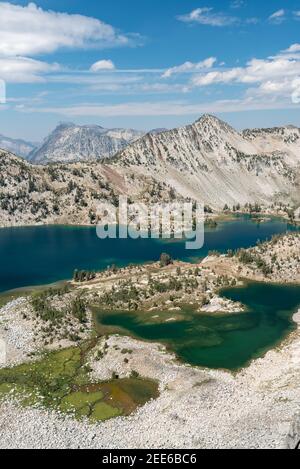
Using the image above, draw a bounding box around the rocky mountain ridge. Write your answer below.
[0,114,299,226]
[0,149,180,227]
[114,114,300,208]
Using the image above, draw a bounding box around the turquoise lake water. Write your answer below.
[98,282,300,370]
[0,216,299,370]
[0,216,297,293]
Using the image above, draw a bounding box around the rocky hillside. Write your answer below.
[0,115,299,227]
[0,134,36,158]
[235,232,300,283]
[242,126,300,158]
[28,123,144,164]
[0,150,181,227]
[115,114,300,208]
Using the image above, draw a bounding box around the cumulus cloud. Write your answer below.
[177,7,238,27]
[90,60,115,72]
[162,58,216,79]
[191,44,300,107]
[0,2,138,82]
[193,54,300,88]
[0,56,59,83]
[268,9,286,24]
[0,2,133,57]
[283,43,300,53]
[275,43,300,60]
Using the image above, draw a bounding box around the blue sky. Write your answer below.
[0,0,300,141]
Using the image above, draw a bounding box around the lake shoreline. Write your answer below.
[0,215,297,294]
[1,293,300,448]
[1,276,300,371]
[0,230,299,448]
[0,209,297,230]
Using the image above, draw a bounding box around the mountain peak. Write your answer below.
[194,114,236,134]
[28,124,145,164]
[55,122,76,131]
[197,113,218,121]
[196,114,223,124]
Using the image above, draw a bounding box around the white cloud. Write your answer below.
[192,69,242,86]
[0,3,138,83]
[0,2,133,57]
[21,96,299,118]
[49,73,142,86]
[230,1,246,9]
[190,44,300,109]
[257,80,291,94]
[283,44,300,53]
[90,60,115,72]
[268,9,286,24]
[276,43,300,60]
[162,57,216,78]
[179,6,300,27]
[0,79,5,104]
[192,51,300,88]
[0,56,59,83]
[177,7,238,27]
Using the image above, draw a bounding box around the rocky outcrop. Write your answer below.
[286,414,300,449]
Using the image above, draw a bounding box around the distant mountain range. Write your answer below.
[0,124,170,165]
[0,114,299,227]
[27,123,145,164]
[0,134,37,158]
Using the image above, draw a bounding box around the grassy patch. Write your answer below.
[90,402,121,422]
[0,343,158,423]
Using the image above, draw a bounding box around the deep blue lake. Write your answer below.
[0,216,299,370]
[0,216,297,293]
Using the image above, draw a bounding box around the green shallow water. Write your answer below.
[0,344,159,422]
[0,217,299,371]
[97,282,300,370]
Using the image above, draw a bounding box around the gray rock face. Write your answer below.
[0,114,300,216]
[286,414,300,449]
[28,123,144,164]
[0,134,36,158]
[116,114,300,208]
